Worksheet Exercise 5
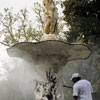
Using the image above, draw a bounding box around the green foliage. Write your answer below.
[63,0,100,45]
[0,8,42,46]
[32,2,44,29]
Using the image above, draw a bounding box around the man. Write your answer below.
[70,73,93,100]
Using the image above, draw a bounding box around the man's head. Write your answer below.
[70,73,81,83]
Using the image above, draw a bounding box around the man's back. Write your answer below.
[73,79,93,100]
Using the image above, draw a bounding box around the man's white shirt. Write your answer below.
[73,79,93,100]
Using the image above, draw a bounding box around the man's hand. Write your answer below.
[73,96,78,100]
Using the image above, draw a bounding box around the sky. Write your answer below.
[0,0,62,47]
[0,0,40,47]
[0,0,40,12]
[0,0,40,20]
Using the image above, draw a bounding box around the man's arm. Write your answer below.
[63,84,73,89]
[73,85,79,100]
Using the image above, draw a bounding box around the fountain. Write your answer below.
[7,0,92,100]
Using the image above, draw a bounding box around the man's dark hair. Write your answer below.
[72,77,81,83]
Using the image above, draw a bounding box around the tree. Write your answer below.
[63,0,100,45]
[32,2,44,29]
[0,8,41,47]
